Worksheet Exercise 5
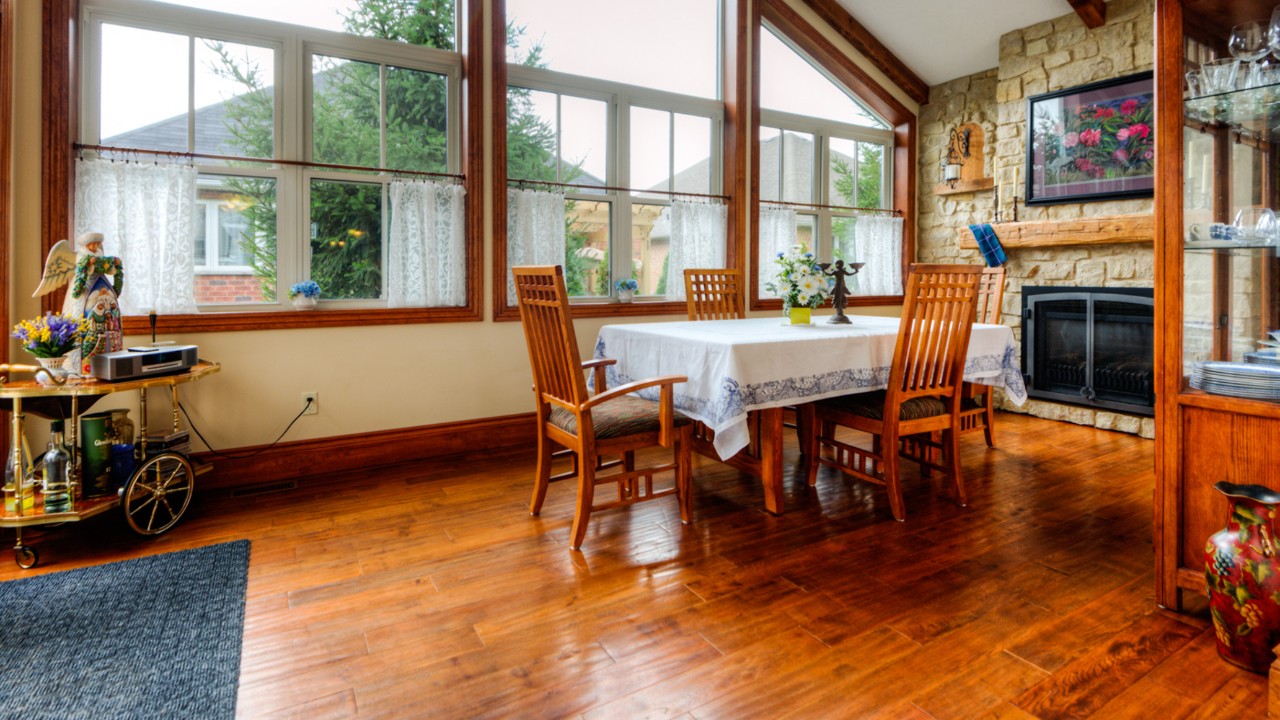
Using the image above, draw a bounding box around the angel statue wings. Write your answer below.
[34,232,124,374]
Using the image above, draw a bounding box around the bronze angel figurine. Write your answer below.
[34,232,124,374]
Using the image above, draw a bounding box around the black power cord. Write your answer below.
[177,398,312,460]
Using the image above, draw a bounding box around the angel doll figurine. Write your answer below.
[34,232,124,374]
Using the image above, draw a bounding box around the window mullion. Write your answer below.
[187,35,196,153]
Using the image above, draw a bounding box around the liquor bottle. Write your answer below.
[3,416,33,513]
[42,420,70,514]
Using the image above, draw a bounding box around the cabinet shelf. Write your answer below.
[1185,80,1280,140]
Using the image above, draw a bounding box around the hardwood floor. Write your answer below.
[0,413,1264,719]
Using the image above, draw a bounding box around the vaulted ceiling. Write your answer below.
[832,0,1085,87]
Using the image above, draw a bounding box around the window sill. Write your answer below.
[493,300,690,322]
[122,305,482,335]
[749,296,905,312]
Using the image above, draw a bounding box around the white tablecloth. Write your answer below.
[593,316,1027,459]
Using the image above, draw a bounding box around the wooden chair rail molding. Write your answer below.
[956,212,1154,249]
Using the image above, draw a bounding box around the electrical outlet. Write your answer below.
[301,392,318,415]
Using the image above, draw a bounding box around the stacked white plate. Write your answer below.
[1192,361,1280,400]
[1245,349,1280,367]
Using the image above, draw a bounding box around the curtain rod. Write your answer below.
[74,143,466,181]
[760,198,901,215]
[507,177,728,200]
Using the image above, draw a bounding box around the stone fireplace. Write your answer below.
[914,0,1156,438]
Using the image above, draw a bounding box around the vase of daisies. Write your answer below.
[288,281,321,310]
[616,278,638,303]
[765,245,833,324]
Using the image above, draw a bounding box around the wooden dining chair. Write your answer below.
[514,265,695,550]
[800,264,983,521]
[684,269,745,320]
[958,266,1006,448]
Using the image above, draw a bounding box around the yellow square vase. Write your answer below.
[788,307,811,325]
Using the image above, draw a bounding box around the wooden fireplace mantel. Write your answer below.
[956,213,1154,249]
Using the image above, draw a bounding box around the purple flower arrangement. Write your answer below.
[12,313,90,359]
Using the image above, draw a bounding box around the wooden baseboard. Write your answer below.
[194,412,538,490]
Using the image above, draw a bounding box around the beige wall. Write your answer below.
[915,0,1156,438]
[10,0,906,456]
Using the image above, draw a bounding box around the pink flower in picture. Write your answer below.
[1113,149,1129,163]
[1064,132,1080,148]
[1116,128,1130,142]
[1079,128,1102,146]
[1075,158,1093,171]
[1143,149,1154,160]
[1094,107,1115,120]
[1093,168,1106,178]
[1126,123,1151,139]
[1121,99,1140,116]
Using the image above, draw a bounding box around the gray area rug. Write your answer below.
[0,539,251,719]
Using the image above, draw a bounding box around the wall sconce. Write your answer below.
[941,127,971,189]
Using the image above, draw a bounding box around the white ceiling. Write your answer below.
[832,0,1078,87]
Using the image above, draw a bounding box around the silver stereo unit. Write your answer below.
[91,345,199,382]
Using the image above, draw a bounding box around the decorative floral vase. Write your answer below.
[292,296,317,311]
[618,289,634,303]
[34,356,70,386]
[788,307,811,325]
[1205,481,1280,673]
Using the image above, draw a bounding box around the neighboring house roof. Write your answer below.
[648,132,857,241]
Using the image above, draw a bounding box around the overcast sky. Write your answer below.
[106,0,884,180]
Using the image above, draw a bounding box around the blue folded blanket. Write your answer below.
[969,224,1007,267]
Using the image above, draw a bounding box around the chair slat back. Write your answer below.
[975,266,1005,324]
[684,269,745,321]
[514,265,588,410]
[888,264,983,401]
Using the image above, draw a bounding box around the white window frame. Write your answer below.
[193,195,254,275]
[507,56,724,302]
[80,0,463,312]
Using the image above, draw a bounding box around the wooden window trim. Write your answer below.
[42,0,485,334]
[491,0,749,323]
[749,0,916,313]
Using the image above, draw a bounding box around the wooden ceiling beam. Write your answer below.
[1069,0,1107,29]
[797,0,929,105]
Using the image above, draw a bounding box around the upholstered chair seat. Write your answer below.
[551,397,693,439]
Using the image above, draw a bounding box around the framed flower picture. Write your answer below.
[1025,71,1154,205]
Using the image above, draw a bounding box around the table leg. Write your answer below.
[758,407,785,515]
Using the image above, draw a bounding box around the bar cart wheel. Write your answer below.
[14,544,37,569]
[121,452,194,536]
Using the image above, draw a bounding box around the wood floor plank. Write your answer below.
[1011,613,1202,720]
[1145,629,1240,703]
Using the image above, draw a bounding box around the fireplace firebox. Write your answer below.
[1021,286,1154,416]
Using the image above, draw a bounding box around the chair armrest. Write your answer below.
[582,374,687,448]
[582,358,617,395]
[582,375,686,410]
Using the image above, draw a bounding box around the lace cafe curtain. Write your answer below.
[666,200,728,302]
[387,180,468,308]
[506,188,567,305]
[852,215,904,297]
[757,204,798,298]
[74,158,198,315]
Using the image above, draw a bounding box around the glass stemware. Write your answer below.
[1271,7,1280,59]
[1202,58,1241,94]
[1232,20,1271,61]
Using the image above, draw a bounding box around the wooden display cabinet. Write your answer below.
[1155,0,1280,612]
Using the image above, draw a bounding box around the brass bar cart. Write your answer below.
[0,361,220,568]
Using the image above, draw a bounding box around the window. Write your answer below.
[505,1,723,302]
[82,0,463,313]
[758,26,893,297]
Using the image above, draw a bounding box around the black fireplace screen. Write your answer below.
[1022,287,1154,416]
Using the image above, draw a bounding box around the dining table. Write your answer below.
[591,315,1027,515]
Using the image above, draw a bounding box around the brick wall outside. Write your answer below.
[195,275,268,305]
